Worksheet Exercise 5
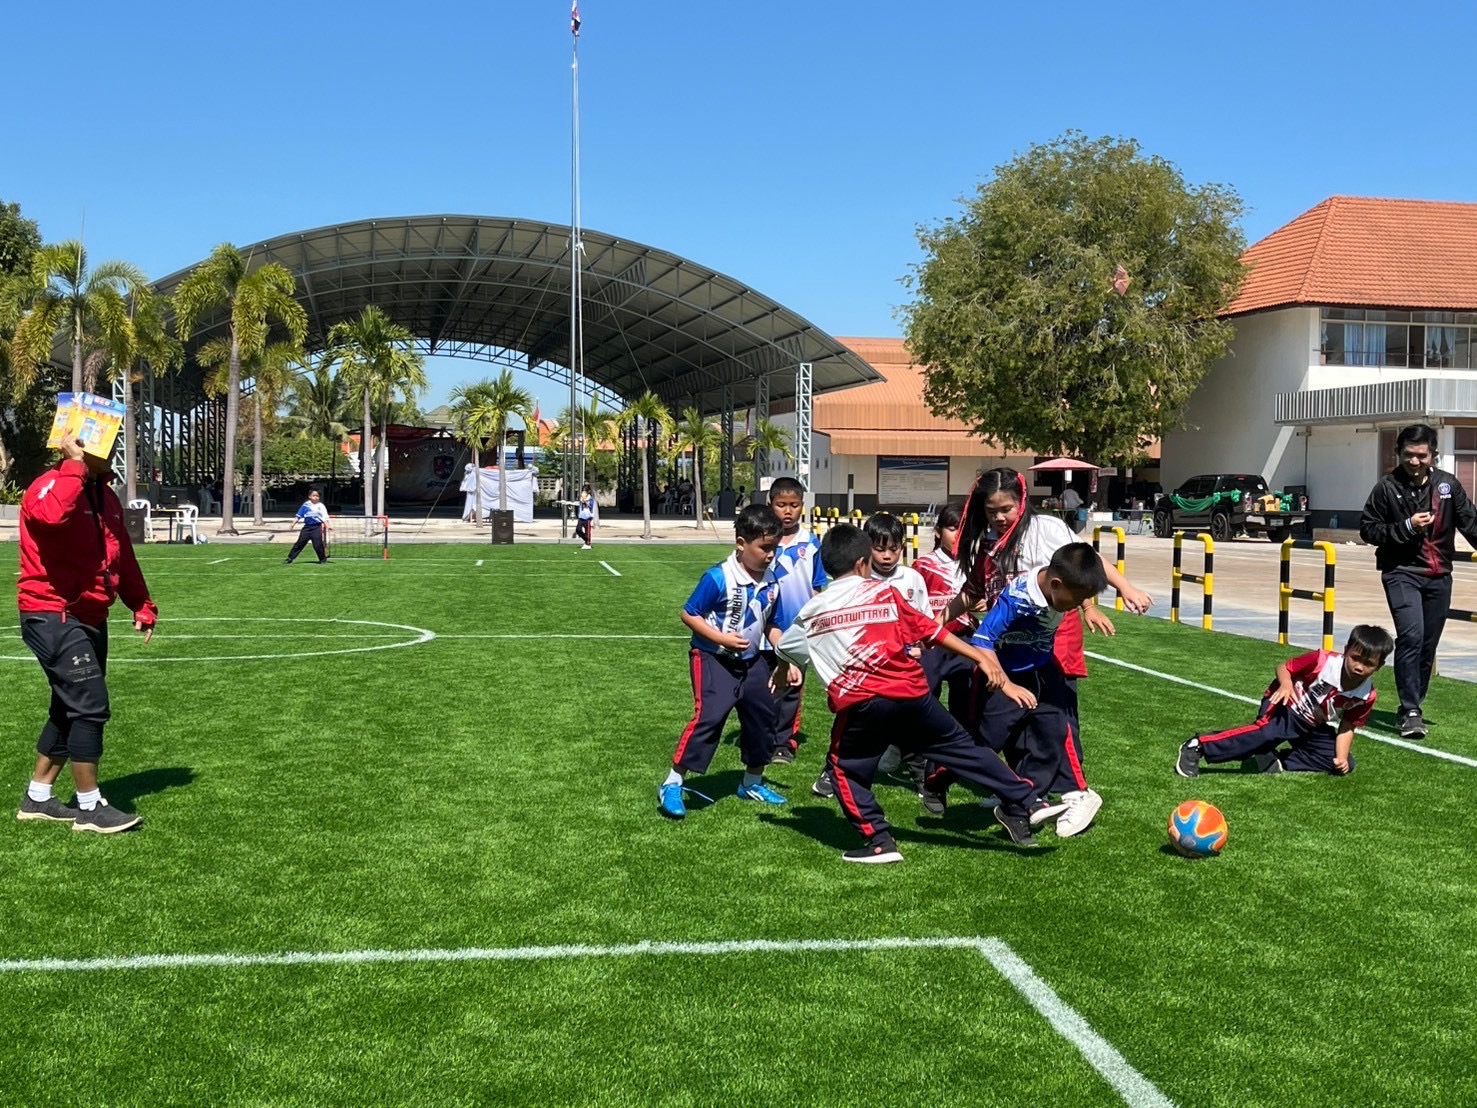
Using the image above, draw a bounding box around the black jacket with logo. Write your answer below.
[1360,466,1477,576]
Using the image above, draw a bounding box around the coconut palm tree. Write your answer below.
[121,288,182,506]
[10,241,144,395]
[671,407,723,529]
[744,415,794,477]
[174,243,306,535]
[374,348,428,518]
[286,355,349,497]
[328,306,416,518]
[618,390,673,539]
[448,378,495,522]
[451,371,535,517]
[198,340,304,525]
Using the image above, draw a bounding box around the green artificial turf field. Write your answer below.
[0,542,1474,1107]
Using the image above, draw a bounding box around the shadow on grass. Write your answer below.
[759,803,1052,856]
[104,766,196,812]
[1366,708,1438,735]
[682,769,798,810]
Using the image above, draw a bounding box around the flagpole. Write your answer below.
[568,2,585,525]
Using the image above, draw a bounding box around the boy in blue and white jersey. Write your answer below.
[658,504,789,820]
[924,543,1106,829]
[284,490,330,565]
[764,477,827,764]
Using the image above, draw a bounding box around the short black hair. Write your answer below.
[1396,423,1438,453]
[768,477,806,500]
[936,500,964,535]
[1046,543,1107,594]
[864,511,905,548]
[735,503,782,542]
[820,523,872,577]
[1346,624,1395,662]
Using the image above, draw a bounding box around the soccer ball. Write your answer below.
[1167,800,1227,858]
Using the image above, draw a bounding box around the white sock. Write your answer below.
[741,772,763,788]
[27,780,52,803]
[663,769,682,787]
[76,788,102,811]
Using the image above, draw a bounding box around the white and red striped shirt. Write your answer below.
[1270,650,1376,731]
[774,575,949,711]
[916,546,974,634]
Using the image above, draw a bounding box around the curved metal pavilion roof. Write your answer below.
[151,215,880,412]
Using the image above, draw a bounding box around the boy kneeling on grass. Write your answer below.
[1176,625,1395,778]
[772,524,1039,863]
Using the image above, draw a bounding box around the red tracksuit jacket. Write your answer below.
[17,459,158,628]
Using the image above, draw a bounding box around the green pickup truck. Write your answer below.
[1152,474,1310,543]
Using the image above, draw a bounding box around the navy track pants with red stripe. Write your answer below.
[829,694,1033,841]
[1198,698,1353,774]
[671,649,776,774]
[766,654,805,754]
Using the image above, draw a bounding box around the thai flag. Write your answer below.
[571,1,581,36]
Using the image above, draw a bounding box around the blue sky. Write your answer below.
[7,0,1476,413]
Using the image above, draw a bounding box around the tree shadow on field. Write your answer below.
[103,766,196,812]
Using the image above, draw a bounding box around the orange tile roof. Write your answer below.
[1224,196,1477,316]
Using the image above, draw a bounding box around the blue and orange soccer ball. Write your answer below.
[1168,800,1228,858]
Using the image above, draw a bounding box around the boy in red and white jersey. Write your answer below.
[1177,625,1394,777]
[773,524,1039,863]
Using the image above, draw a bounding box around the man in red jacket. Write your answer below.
[16,437,158,833]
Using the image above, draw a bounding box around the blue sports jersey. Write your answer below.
[683,553,778,660]
[971,572,1065,674]
[769,528,827,633]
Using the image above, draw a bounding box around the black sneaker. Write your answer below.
[769,746,796,766]
[1399,711,1428,739]
[72,800,142,835]
[16,793,77,823]
[811,770,835,798]
[842,834,903,864]
[992,805,1038,846]
[1243,752,1284,775]
[917,785,947,816]
[1175,740,1202,778]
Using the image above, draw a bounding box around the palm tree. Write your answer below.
[10,241,144,395]
[374,348,428,518]
[745,415,794,477]
[451,371,536,517]
[327,306,416,518]
[618,391,673,539]
[121,288,182,506]
[286,355,349,497]
[448,378,496,522]
[671,407,723,529]
[174,244,307,535]
[198,340,303,525]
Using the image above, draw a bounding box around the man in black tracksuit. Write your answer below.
[1359,423,1477,738]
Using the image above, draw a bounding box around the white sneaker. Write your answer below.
[1055,788,1101,837]
[581,544,592,550]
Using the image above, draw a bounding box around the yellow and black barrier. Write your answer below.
[1171,532,1214,630]
[1278,539,1336,651]
[803,507,930,565]
[1091,525,1127,611]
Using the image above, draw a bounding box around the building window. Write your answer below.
[1321,308,1477,369]
[1455,428,1477,494]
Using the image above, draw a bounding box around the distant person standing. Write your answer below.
[284,489,331,564]
[1360,423,1477,738]
[1062,483,1084,534]
[575,484,597,550]
[460,463,479,523]
[16,436,157,833]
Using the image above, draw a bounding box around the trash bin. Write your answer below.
[490,510,515,545]
[124,506,148,545]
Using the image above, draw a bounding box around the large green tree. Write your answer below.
[0,200,46,488]
[903,132,1247,463]
[174,243,307,534]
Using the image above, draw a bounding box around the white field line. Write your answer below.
[599,560,621,577]
[435,633,688,640]
[475,559,484,567]
[1084,651,1477,769]
[0,935,1170,1108]
[206,557,231,565]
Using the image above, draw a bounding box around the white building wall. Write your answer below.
[1161,307,1319,494]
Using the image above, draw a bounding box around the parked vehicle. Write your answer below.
[1153,474,1310,543]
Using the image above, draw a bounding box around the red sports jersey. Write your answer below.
[915,547,975,635]
[773,575,949,711]
[1268,650,1376,731]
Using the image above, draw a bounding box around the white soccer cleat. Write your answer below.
[1055,788,1102,838]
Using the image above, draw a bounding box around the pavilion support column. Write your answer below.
[753,373,770,483]
[720,382,734,502]
[795,361,813,509]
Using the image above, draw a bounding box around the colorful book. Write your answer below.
[46,392,126,458]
